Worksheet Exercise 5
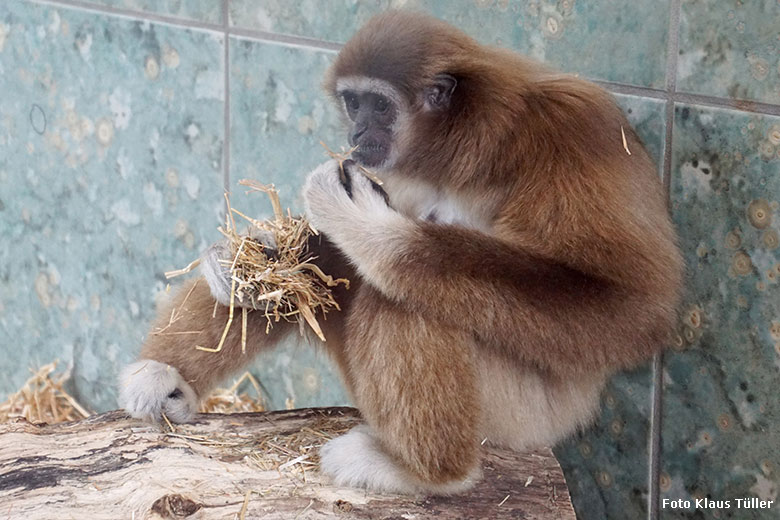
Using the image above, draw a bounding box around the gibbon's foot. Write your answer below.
[200,229,277,308]
[200,239,233,307]
[319,425,479,495]
[118,360,198,423]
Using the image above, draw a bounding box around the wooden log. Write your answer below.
[0,407,575,519]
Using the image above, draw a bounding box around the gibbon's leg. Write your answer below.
[475,355,608,451]
[319,285,481,494]
[119,277,292,422]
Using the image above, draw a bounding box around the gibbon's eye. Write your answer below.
[343,93,360,114]
[375,97,389,114]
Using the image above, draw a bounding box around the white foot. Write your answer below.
[118,360,198,423]
[319,425,479,495]
[201,229,277,308]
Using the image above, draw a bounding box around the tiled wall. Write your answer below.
[0,1,777,518]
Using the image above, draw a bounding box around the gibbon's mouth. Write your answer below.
[353,143,389,167]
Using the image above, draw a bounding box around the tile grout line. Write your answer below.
[30,0,344,51]
[595,80,780,116]
[650,2,682,520]
[649,354,666,520]
[222,0,230,208]
[32,0,780,116]
[673,92,780,117]
[229,26,343,52]
[663,4,681,237]
[30,0,225,33]
[593,81,668,100]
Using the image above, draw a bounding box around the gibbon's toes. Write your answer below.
[118,360,198,423]
[247,227,277,256]
[347,166,390,210]
[319,425,418,494]
[200,240,233,306]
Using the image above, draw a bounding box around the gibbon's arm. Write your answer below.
[304,161,674,374]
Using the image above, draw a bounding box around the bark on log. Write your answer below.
[0,407,576,519]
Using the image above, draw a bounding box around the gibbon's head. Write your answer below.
[325,11,483,173]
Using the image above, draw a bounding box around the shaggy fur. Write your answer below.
[122,11,683,495]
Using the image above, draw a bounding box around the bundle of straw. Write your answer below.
[166,181,348,350]
[222,180,349,342]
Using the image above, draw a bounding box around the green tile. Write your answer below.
[0,0,225,410]
[678,0,780,104]
[556,366,654,519]
[79,0,222,24]
[229,0,670,87]
[229,38,341,215]
[229,0,383,43]
[662,104,780,518]
[614,93,667,174]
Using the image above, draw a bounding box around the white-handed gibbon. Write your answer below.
[120,11,682,494]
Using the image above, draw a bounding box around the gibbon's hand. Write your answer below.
[303,159,391,237]
[200,228,276,308]
[336,159,390,205]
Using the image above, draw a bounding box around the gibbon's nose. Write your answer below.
[350,123,367,145]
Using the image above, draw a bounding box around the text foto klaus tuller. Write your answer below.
[663,498,775,510]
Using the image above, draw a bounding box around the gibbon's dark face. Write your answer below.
[341,90,397,168]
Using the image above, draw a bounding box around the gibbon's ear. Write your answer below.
[423,73,457,111]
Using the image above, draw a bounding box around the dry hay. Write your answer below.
[0,361,91,424]
[163,413,357,478]
[321,141,384,187]
[199,371,266,414]
[219,180,349,343]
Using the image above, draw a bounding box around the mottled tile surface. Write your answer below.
[613,93,668,175]
[556,366,656,519]
[79,0,222,24]
[228,0,390,43]
[230,0,671,87]
[0,1,225,410]
[554,93,666,519]
[663,104,780,518]
[678,0,780,105]
[228,37,350,409]
[229,38,341,215]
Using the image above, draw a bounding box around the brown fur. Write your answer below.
[139,11,682,491]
